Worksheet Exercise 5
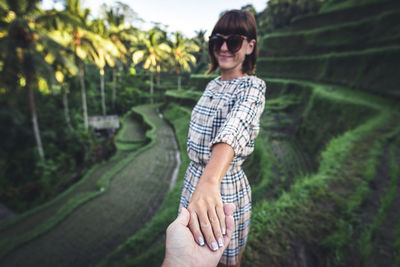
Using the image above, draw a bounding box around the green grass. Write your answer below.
[260,9,400,57]
[289,0,399,31]
[359,133,400,264]
[319,0,391,13]
[238,77,399,266]
[245,111,395,266]
[257,46,400,99]
[320,120,399,265]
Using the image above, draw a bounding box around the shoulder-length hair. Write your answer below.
[207,9,258,75]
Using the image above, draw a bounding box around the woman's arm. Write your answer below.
[187,142,234,251]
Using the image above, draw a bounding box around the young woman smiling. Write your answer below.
[179,9,266,266]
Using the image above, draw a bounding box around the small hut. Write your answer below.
[88,115,120,138]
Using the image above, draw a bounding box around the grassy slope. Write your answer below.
[242,77,399,266]
[260,9,400,57]
[244,0,400,265]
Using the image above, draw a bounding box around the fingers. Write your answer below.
[208,208,224,249]
[222,203,236,249]
[188,211,205,246]
[216,204,226,236]
[197,210,219,251]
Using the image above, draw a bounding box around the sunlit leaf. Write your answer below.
[55,71,64,83]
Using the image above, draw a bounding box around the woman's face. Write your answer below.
[213,33,255,75]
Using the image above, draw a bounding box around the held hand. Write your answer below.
[187,180,226,251]
[163,203,236,267]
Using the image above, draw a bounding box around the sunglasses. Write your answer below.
[209,35,247,53]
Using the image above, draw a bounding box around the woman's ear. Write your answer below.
[246,39,256,55]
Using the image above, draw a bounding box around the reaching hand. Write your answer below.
[187,180,226,251]
[162,203,236,267]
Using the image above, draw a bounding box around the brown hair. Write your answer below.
[207,9,258,75]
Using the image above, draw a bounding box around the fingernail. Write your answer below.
[211,242,218,251]
[198,237,205,246]
[218,238,224,247]
[222,227,226,235]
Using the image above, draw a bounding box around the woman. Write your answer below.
[179,9,266,266]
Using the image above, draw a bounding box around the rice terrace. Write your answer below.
[0,0,399,266]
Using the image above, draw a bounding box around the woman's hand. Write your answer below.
[187,142,234,251]
[187,179,226,252]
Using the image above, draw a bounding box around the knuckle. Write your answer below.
[200,221,210,229]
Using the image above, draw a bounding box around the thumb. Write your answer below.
[174,207,190,226]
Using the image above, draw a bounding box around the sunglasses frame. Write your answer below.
[209,34,247,53]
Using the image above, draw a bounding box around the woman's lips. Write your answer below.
[219,55,232,59]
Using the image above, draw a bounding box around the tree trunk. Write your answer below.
[150,71,154,104]
[100,67,106,116]
[177,75,181,90]
[112,68,116,111]
[27,75,45,160]
[176,65,182,90]
[156,64,161,86]
[62,85,73,132]
[79,63,89,131]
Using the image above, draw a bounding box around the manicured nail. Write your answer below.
[218,238,224,247]
[198,237,205,246]
[222,227,226,235]
[211,242,218,251]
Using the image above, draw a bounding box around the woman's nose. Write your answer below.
[220,40,228,51]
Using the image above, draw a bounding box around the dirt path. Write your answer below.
[0,104,178,267]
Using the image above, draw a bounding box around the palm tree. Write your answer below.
[54,66,78,132]
[193,29,209,74]
[0,0,74,160]
[61,0,99,131]
[90,18,116,115]
[101,3,136,111]
[132,29,171,104]
[170,31,199,90]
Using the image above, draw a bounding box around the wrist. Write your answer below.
[199,175,220,186]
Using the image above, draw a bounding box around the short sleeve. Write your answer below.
[209,79,266,156]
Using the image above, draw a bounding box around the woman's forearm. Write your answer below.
[200,142,234,185]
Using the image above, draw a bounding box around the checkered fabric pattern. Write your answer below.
[179,75,266,265]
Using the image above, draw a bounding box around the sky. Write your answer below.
[41,0,268,38]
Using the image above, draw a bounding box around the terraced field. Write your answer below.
[0,104,179,267]
[106,2,400,265]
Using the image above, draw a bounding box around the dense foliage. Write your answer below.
[0,0,202,211]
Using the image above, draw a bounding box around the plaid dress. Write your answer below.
[179,75,266,265]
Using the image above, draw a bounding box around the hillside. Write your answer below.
[101,0,400,266]
[245,0,400,266]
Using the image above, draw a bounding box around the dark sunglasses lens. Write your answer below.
[210,36,224,50]
[227,36,243,52]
